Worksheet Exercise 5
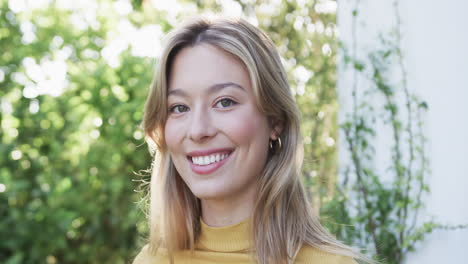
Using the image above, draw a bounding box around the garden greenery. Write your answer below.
[0,0,339,263]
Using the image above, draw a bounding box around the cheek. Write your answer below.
[164,119,182,151]
[164,120,188,176]
[221,108,270,145]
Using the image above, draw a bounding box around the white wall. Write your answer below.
[337,0,468,263]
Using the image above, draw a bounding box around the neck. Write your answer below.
[201,184,256,227]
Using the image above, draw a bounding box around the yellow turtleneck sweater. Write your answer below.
[132,219,357,264]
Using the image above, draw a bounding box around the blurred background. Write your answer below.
[2,0,468,263]
[0,0,340,263]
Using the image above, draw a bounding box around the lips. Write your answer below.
[186,147,234,157]
[187,148,235,175]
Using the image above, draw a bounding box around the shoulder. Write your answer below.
[295,245,358,264]
[132,244,168,264]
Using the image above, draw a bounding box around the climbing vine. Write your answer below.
[321,1,468,263]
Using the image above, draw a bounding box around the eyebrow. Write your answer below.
[168,82,246,98]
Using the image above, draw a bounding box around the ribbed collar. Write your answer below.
[196,218,253,253]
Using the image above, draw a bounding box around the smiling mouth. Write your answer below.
[187,150,234,166]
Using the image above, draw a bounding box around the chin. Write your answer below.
[189,184,232,201]
[192,190,227,201]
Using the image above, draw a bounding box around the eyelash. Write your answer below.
[169,105,189,114]
[216,98,237,108]
[169,98,238,114]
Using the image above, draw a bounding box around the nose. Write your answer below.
[188,105,217,143]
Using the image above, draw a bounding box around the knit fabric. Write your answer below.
[132,218,358,264]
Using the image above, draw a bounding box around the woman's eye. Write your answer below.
[170,105,189,114]
[215,98,237,108]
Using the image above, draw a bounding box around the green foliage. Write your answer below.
[1,0,340,263]
[0,1,152,263]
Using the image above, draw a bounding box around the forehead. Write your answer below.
[167,44,252,94]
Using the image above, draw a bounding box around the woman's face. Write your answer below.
[164,44,276,201]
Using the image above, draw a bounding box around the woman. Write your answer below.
[133,16,371,264]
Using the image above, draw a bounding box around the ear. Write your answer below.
[269,118,284,140]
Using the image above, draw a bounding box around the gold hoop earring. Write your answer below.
[269,137,282,152]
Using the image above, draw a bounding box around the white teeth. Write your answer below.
[191,152,230,166]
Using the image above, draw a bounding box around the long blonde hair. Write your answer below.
[142,16,371,264]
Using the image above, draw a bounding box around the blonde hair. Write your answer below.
[142,16,372,264]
